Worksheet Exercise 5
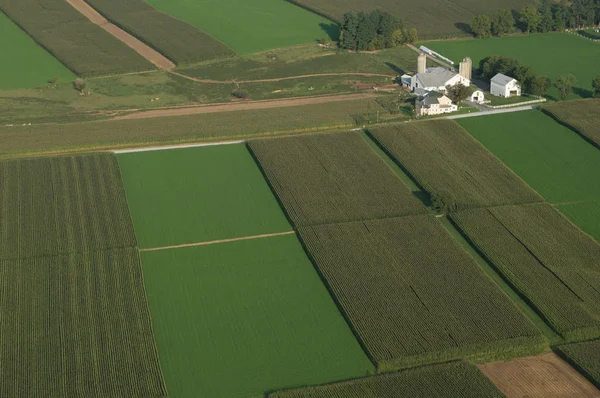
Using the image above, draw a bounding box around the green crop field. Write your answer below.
[0,248,166,396]
[370,120,542,211]
[146,0,336,54]
[458,111,600,204]
[141,234,374,398]
[544,99,600,150]
[451,204,600,342]
[0,0,153,76]
[289,0,527,39]
[84,0,234,64]
[558,200,600,243]
[298,215,543,371]
[424,33,600,99]
[555,340,600,388]
[117,144,290,248]
[248,133,426,227]
[0,154,136,260]
[270,361,504,398]
[0,12,74,90]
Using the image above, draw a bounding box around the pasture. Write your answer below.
[370,120,542,211]
[298,215,543,371]
[424,33,600,99]
[0,154,136,260]
[141,234,374,397]
[146,0,336,54]
[458,110,600,204]
[289,0,527,39]
[451,204,600,341]
[270,361,504,397]
[248,133,426,227]
[117,144,290,249]
[0,12,74,90]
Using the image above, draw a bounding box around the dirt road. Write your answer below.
[112,93,378,120]
[169,70,396,84]
[139,231,296,252]
[66,0,175,70]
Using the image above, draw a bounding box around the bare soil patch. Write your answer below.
[479,353,600,398]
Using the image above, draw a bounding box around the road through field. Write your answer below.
[139,231,296,252]
[112,93,377,120]
[66,0,175,69]
[169,70,396,84]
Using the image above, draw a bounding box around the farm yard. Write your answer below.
[424,33,600,99]
[146,0,336,54]
[0,12,75,90]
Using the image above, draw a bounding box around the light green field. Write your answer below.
[117,145,291,249]
[146,0,337,54]
[457,111,600,204]
[557,200,600,243]
[0,12,75,90]
[424,33,600,99]
[141,235,374,397]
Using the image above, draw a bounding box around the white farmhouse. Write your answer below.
[416,91,458,116]
[411,67,470,93]
[490,73,521,97]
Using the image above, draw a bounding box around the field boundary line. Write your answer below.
[139,231,296,252]
[114,140,245,154]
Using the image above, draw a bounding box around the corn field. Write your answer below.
[0,154,137,260]
[370,120,543,211]
[269,361,505,398]
[248,133,427,227]
[544,99,600,150]
[451,204,600,341]
[297,215,543,371]
[555,340,600,388]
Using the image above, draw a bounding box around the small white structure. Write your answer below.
[400,74,412,88]
[416,91,458,116]
[490,73,521,98]
[411,67,470,93]
[470,90,485,103]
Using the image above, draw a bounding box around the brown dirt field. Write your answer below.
[479,353,600,398]
[111,93,378,120]
[66,0,176,70]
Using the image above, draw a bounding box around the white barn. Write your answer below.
[470,90,485,103]
[411,67,470,93]
[416,91,458,116]
[490,73,521,98]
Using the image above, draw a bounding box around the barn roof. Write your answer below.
[415,67,458,88]
[491,73,516,86]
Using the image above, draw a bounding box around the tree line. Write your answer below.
[471,0,600,38]
[339,10,418,51]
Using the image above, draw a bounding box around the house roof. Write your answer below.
[415,67,459,88]
[491,73,516,86]
[421,91,444,106]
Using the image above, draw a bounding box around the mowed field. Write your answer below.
[0,12,74,90]
[141,235,374,398]
[146,0,336,54]
[117,144,291,249]
[424,33,600,99]
[290,0,528,39]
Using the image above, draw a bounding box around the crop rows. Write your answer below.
[0,248,167,396]
[248,133,426,227]
[0,154,136,260]
[544,99,600,150]
[84,0,234,64]
[555,339,600,388]
[297,215,543,370]
[451,204,600,341]
[370,120,543,211]
[269,361,504,398]
[0,0,153,76]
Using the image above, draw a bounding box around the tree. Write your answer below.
[592,75,600,97]
[555,74,577,100]
[492,9,515,36]
[520,5,541,33]
[430,191,457,213]
[405,28,418,43]
[445,83,470,105]
[479,55,520,80]
[528,75,551,97]
[471,14,492,38]
[340,12,359,50]
[391,29,404,46]
[74,78,86,92]
[231,87,250,99]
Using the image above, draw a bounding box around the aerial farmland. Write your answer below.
[1,0,600,396]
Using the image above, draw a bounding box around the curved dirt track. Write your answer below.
[66,0,175,70]
[169,70,396,84]
[112,93,378,120]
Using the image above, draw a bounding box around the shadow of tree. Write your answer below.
[454,22,472,35]
[319,23,340,41]
[384,62,405,75]
[573,86,593,98]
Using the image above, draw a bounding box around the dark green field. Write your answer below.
[141,235,374,397]
[556,340,600,388]
[117,145,291,248]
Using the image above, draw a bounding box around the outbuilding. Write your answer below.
[490,73,521,98]
[470,90,485,103]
